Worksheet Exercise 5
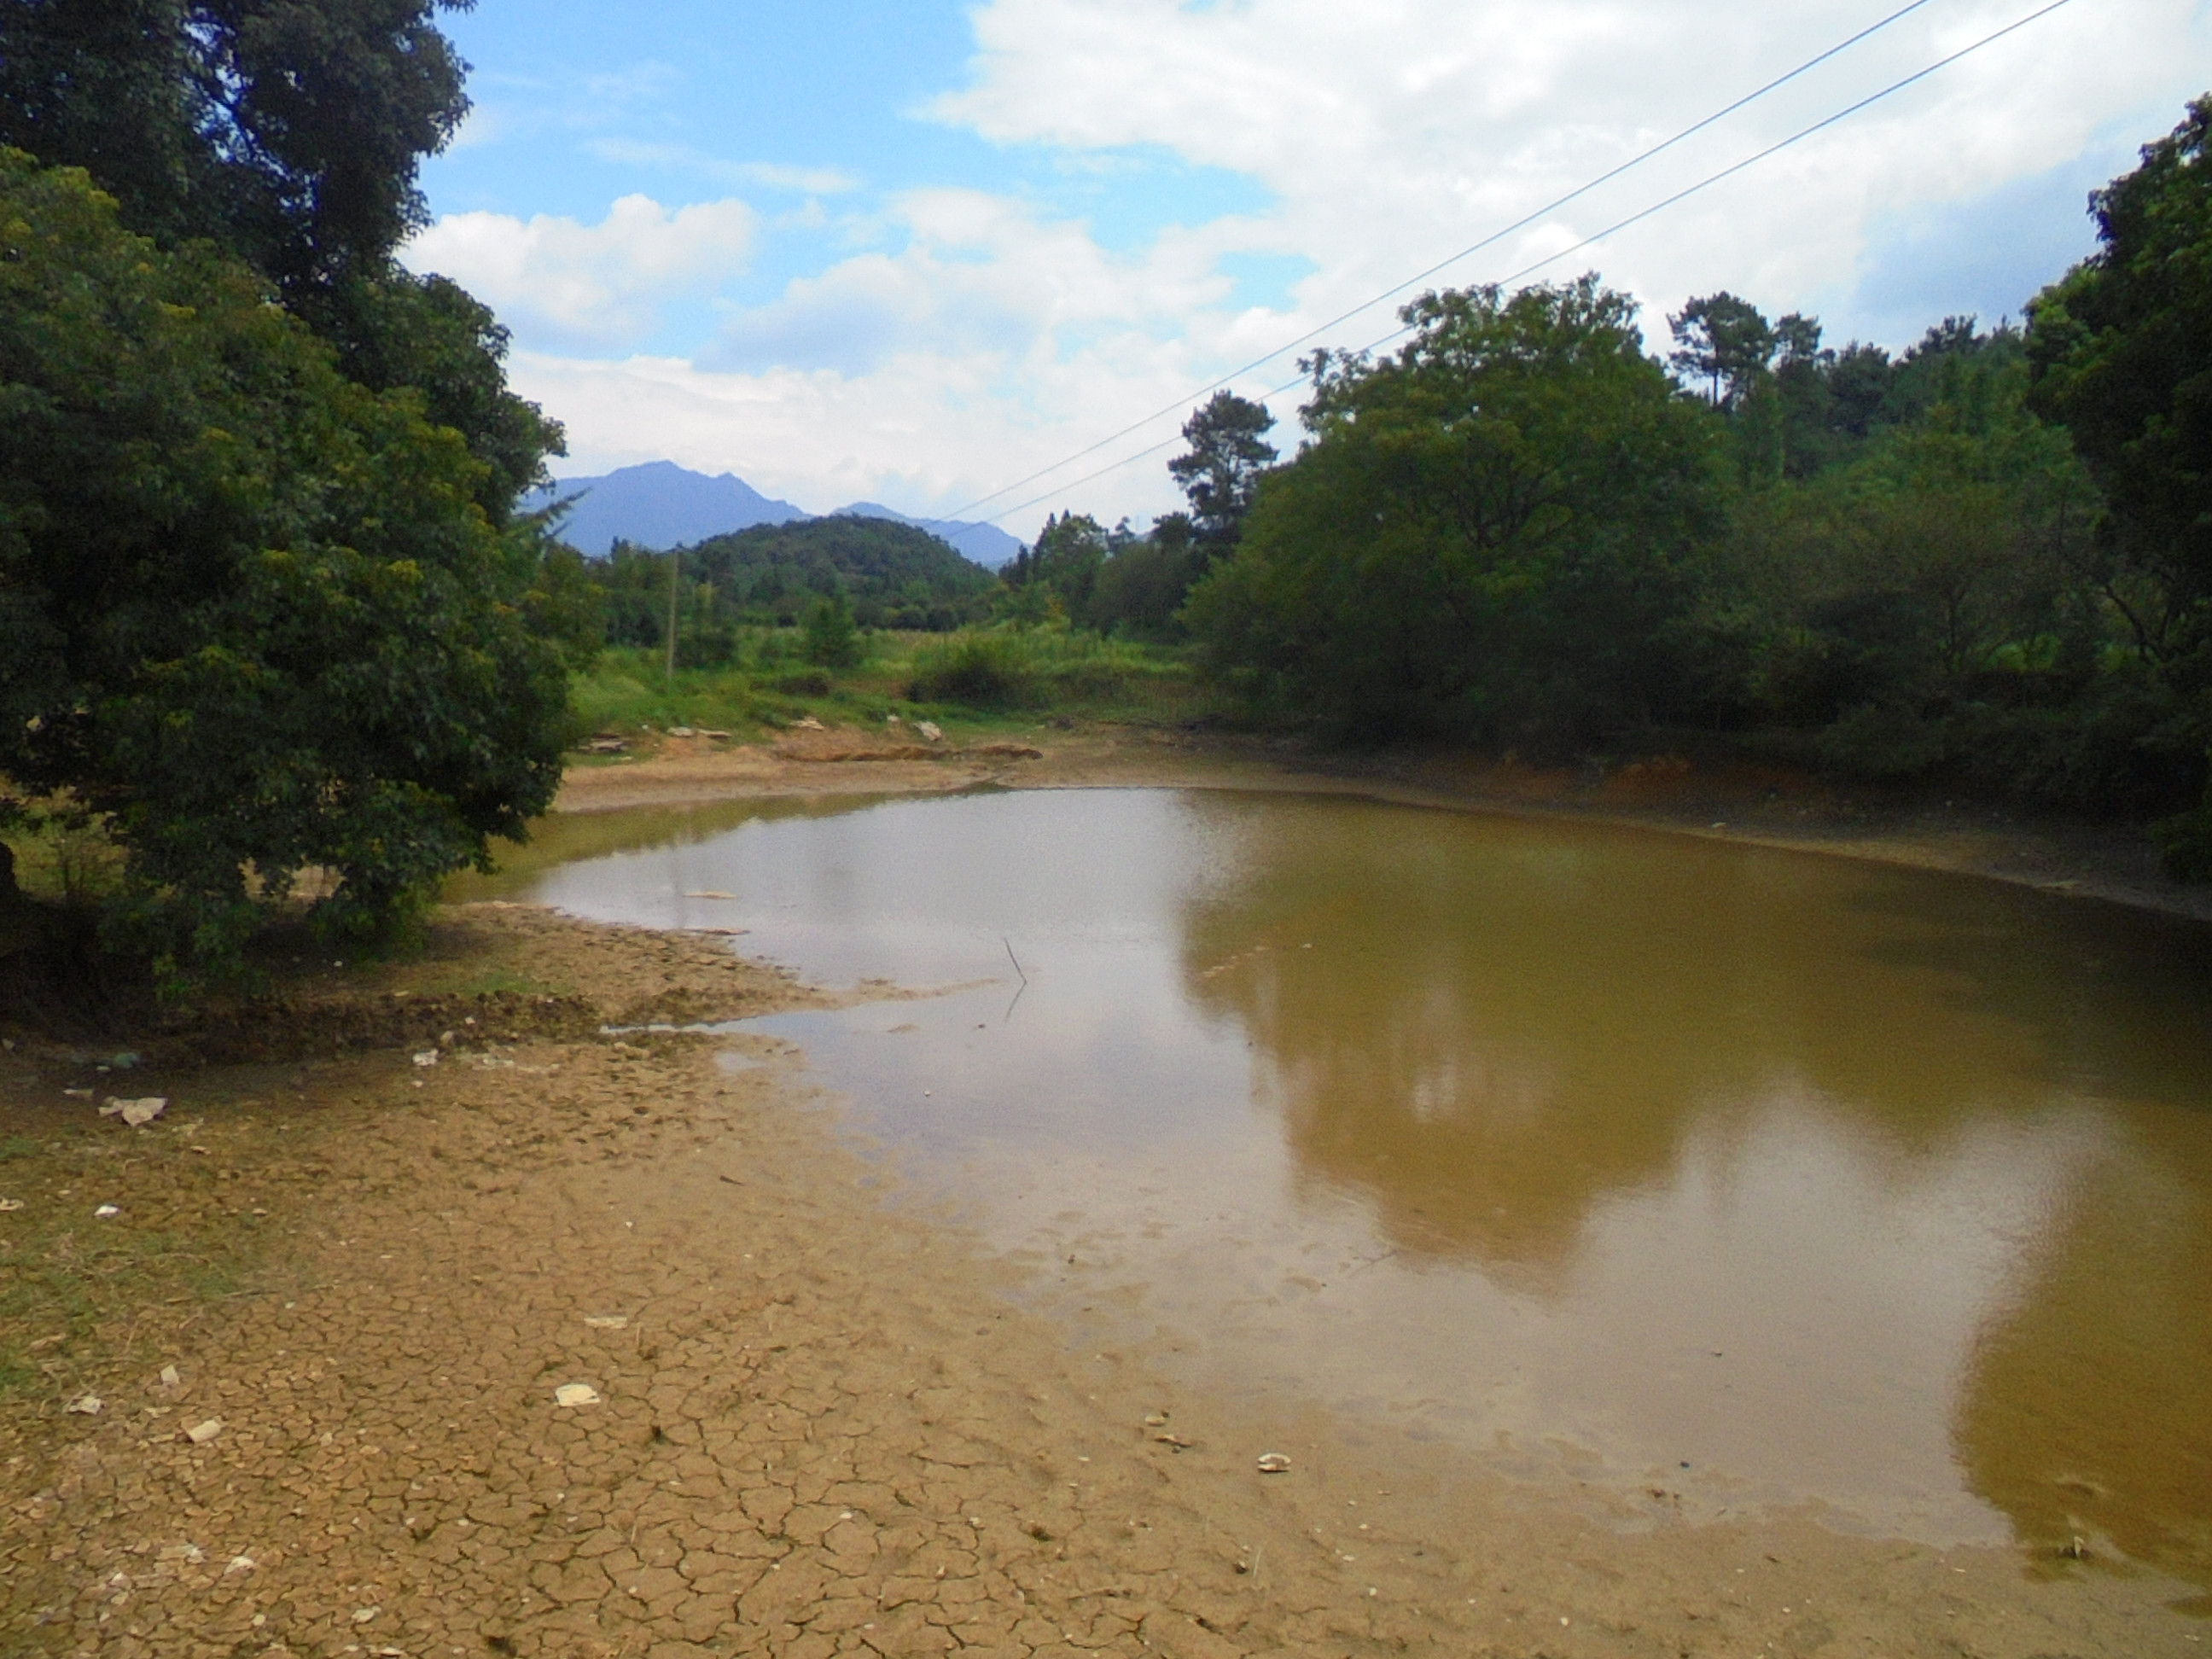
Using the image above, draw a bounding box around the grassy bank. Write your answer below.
[568,626,1208,748]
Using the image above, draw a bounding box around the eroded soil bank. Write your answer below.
[0,743,2207,1656]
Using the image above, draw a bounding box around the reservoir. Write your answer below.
[461,787,2212,1589]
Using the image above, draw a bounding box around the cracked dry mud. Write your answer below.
[0,906,2202,1658]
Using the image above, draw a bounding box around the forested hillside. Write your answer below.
[588,516,1000,663]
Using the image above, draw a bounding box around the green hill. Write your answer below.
[596,515,1002,644]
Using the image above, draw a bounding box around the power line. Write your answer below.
[934,0,1944,533]
[962,0,2080,534]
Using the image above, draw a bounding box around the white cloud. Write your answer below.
[435,0,2209,531]
[509,332,1237,542]
[934,0,2202,341]
[585,140,859,195]
[706,188,1280,378]
[402,195,758,350]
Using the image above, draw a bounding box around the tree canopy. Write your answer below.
[0,0,559,521]
[1187,278,1723,743]
[0,154,568,973]
[1167,391,1278,552]
[2028,95,2212,866]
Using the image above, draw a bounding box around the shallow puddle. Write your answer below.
[460,788,2212,1584]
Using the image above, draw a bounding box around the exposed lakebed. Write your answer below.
[460,787,2212,1587]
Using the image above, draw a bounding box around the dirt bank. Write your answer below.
[0,903,2203,1656]
[557,724,2212,928]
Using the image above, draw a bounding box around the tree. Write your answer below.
[1091,515,1200,638]
[0,0,469,296]
[0,0,558,523]
[801,593,862,668]
[1185,278,1724,744]
[2028,96,2212,870]
[1668,293,1776,410]
[1167,391,1277,552]
[2029,97,2212,623]
[0,154,569,975]
[1004,513,1109,621]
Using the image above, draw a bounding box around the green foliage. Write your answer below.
[2026,97,2212,870]
[0,0,469,297]
[1003,513,1113,623]
[1187,277,1725,746]
[1168,391,1278,551]
[583,517,995,657]
[907,632,1040,707]
[905,626,1192,712]
[2028,96,2212,602]
[1090,515,1202,639]
[1668,292,1778,410]
[0,154,568,977]
[802,593,863,667]
[0,0,561,525]
[568,652,760,739]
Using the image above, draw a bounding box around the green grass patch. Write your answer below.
[0,1185,276,1406]
[568,626,1208,744]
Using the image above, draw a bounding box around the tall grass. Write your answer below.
[905,627,1193,711]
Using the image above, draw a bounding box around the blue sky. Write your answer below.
[403,0,2212,537]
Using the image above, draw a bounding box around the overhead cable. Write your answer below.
[935,0,1945,532]
[962,0,2080,533]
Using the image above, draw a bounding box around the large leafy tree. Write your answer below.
[1185,278,1724,744]
[2029,96,2212,869]
[0,155,568,973]
[2029,96,2212,646]
[0,0,558,518]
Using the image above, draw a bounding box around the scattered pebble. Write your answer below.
[352,1605,381,1624]
[160,1365,182,1388]
[93,1204,120,1219]
[99,1096,167,1126]
[0,1199,21,1213]
[1257,1453,1292,1474]
[183,1418,224,1445]
[65,1394,102,1416]
[555,1383,602,1408]
[917,720,944,742]
[411,1051,439,1068]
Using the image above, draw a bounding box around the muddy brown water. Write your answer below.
[457,786,2212,1592]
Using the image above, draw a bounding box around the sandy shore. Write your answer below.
[2,741,2209,1656]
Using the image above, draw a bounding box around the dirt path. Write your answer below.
[1,806,2207,1653]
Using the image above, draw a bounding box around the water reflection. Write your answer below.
[480,788,2212,1581]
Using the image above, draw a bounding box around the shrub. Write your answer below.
[907,632,1040,707]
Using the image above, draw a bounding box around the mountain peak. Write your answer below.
[522,464,806,556]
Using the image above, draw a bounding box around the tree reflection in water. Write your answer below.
[508,786,2212,1588]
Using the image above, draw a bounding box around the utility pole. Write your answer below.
[664,546,679,686]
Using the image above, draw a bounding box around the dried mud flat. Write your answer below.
[0,905,2205,1659]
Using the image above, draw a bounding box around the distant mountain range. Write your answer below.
[521,461,1022,568]
[830,502,1022,569]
